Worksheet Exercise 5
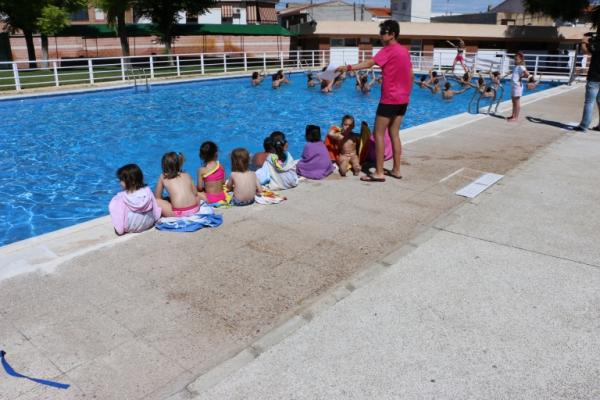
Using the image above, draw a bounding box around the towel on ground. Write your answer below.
[156,204,222,232]
[255,190,287,205]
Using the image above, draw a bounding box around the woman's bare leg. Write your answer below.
[388,115,404,176]
[373,114,391,179]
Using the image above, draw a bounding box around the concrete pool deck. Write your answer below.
[1,83,598,399]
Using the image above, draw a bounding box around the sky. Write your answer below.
[430,0,504,15]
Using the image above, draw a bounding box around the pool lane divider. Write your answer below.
[0,350,70,389]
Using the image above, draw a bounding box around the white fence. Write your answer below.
[0,49,588,92]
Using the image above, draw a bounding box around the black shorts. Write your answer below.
[376,103,408,118]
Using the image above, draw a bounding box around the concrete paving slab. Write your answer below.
[66,340,187,400]
[439,136,600,267]
[194,229,600,400]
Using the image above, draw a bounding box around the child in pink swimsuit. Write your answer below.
[197,141,227,204]
[154,152,200,217]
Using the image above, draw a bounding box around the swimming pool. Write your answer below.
[0,74,560,246]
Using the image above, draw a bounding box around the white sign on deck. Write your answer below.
[455,173,504,198]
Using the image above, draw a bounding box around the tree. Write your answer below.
[523,0,599,28]
[37,5,69,68]
[0,0,47,68]
[136,0,216,61]
[95,0,134,58]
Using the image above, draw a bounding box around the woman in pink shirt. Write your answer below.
[337,20,412,182]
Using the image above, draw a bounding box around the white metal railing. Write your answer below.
[0,49,588,92]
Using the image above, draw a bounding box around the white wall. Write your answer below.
[390,0,431,23]
[198,8,222,24]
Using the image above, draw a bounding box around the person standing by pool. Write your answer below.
[507,51,529,122]
[574,33,600,132]
[337,20,412,182]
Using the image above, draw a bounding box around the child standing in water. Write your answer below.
[227,148,262,206]
[328,115,361,177]
[507,51,529,122]
[296,124,334,180]
[110,163,161,235]
[197,141,227,204]
[154,152,200,217]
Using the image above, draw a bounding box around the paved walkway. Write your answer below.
[191,113,600,400]
[0,84,595,400]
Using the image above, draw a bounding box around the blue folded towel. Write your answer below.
[155,213,223,232]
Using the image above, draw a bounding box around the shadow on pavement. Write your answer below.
[526,116,575,130]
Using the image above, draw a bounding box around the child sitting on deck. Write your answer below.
[265,131,298,190]
[110,163,161,235]
[227,148,262,206]
[296,125,334,180]
[327,115,361,177]
[197,141,227,204]
[154,152,201,217]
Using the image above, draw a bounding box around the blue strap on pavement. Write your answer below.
[1,350,70,390]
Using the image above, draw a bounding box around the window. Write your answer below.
[402,2,407,11]
[501,19,516,25]
[331,38,344,47]
[70,8,89,21]
[94,8,105,21]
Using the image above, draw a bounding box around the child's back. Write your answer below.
[110,164,161,235]
[297,125,334,180]
[266,131,298,190]
[228,148,262,206]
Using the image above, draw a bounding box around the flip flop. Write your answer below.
[360,175,386,182]
[383,169,402,180]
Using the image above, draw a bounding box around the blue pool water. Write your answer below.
[0,74,560,245]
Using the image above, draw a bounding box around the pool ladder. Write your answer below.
[468,84,504,115]
[126,68,149,92]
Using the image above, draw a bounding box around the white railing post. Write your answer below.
[223,53,227,73]
[419,51,423,71]
[200,53,205,74]
[52,61,59,87]
[297,50,301,68]
[176,55,181,76]
[263,52,266,71]
[121,58,126,81]
[534,55,539,77]
[321,50,325,67]
[243,52,248,71]
[88,59,94,84]
[312,51,315,67]
[12,63,21,91]
[149,56,154,79]
[280,52,284,69]
[438,52,442,72]
[473,53,478,72]
[501,53,507,75]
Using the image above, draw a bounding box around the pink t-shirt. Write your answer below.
[373,43,413,105]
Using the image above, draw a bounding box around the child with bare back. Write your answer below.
[328,115,360,176]
[197,141,227,204]
[227,148,262,206]
[154,152,200,217]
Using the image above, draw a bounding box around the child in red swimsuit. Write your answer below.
[197,141,227,204]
